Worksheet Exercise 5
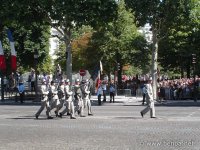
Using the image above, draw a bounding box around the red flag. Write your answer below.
[0,41,6,71]
[95,78,101,93]
[92,61,103,93]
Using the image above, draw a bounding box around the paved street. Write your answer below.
[0,96,200,150]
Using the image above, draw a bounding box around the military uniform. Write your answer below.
[140,80,156,118]
[35,80,52,119]
[57,80,65,114]
[59,79,76,119]
[74,79,85,117]
[49,81,60,117]
[81,80,93,115]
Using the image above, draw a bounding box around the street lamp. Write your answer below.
[34,49,39,101]
[66,42,72,85]
[192,54,197,101]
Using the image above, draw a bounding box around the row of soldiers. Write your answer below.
[35,78,93,119]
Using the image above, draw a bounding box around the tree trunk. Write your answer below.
[65,30,72,84]
[116,52,122,89]
[151,28,158,100]
[186,64,190,78]
[181,65,184,78]
[117,65,122,89]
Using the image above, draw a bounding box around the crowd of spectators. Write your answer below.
[121,76,200,100]
[157,77,200,100]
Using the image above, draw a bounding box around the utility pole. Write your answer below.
[66,42,72,84]
[192,54,197,102]
[0,71,4,101]
[34,49,39,101]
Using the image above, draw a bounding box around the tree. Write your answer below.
[38,0,118,83]
[158,0,200,78]
[54,25,93,73]
[0,0,52,73]
[85,0,149,87]
[125,0,194,99]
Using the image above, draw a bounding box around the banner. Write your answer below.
[7,29,17,71]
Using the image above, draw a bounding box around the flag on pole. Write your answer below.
[0,41,6,71]
[92,61,103,92]
[100,60,103,74]
[7,29,17,71]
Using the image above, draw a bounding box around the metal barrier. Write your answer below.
[136,88,143,97]
[159,86,200,100]
[117,89,132,97]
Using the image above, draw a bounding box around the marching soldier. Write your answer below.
[81,79,93,116]
[57,80,65,114]
[35,79,53,119]
[74,79,85,117]
[59,79,76,119]
[49,80,60,117]
[140,78,156,118]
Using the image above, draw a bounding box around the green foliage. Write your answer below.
[0,0,52,73]
[125,0,200,77]
[40,0,118,29]
[158,0,200,76]
[39,0,118,82]
[86,0,149,73]
[123,65,142,76]
[190,0,200,24]
[54,26,93,72]
[1,23,52,73]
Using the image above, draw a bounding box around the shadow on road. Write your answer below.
[6,115,61,120]
[156,101,200,107]
[114,116,141,120]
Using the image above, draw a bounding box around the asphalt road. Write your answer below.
[0,96,200,150]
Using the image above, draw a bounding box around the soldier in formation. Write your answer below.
[59,79,76,119]
[81,79,93,116]
[35,79,53,119]
[35,78,93,119]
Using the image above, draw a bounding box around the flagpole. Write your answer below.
[0,40,6,101]
[1,71,4,101]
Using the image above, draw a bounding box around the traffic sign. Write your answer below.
[79,69,86,76]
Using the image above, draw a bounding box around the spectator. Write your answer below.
[17,74,25,103]
[97,83,103,105]
[109,81,116,103]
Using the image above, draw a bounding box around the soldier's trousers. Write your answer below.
[57,99,65,112]
[61,101,75,117]
[35,100,51,117]
[83,98,92,114]
[141,101,155,117]
[50,98,61,116]
[74,99,84,116]
[50,98,60,109]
